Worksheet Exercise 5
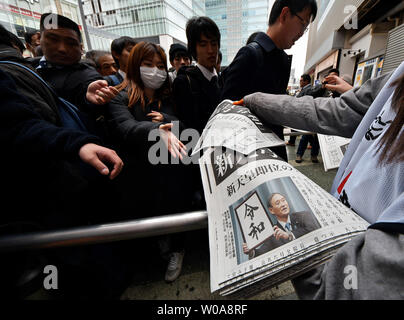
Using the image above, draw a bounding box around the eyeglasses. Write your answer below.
[294,13,310,34]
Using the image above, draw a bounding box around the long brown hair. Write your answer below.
[117,41,170,110]
[376,74,404,165]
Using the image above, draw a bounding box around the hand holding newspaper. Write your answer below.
[194,100,369,298]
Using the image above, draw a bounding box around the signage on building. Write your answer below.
[354,56,384,87]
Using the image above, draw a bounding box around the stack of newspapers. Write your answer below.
[194,101,369,298]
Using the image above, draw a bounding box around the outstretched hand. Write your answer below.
[159,123,187,160]
[78,143,124,179]
[147,110,164,123]
[324,75,353,94]
[86,80,120,105]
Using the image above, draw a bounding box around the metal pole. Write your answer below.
[77,0,92,50]
[0,211,208,252]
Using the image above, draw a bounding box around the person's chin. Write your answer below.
[50,57,77,66]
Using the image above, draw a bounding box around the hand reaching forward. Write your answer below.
[324,75,353,94]
[159,123,187,160]
[86,80,120,105]
[79,143,124,179]
[147,110,164,123]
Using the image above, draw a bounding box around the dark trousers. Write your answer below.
[297,135,319,157]
[288,130,297,144]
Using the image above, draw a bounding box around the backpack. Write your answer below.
[0,61,88,132]
[221,41,264,85]
[248,41,264,69]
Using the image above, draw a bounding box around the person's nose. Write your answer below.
[207,43,214,54]
[57,41,68,53]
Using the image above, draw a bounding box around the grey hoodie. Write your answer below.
[243,72,392,138]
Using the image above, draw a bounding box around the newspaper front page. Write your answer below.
[317,134,351,171]
[196,101,369,297]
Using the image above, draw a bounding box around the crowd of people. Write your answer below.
[0,0,402,300]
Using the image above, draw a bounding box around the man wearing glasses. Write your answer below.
[221,0,317,162]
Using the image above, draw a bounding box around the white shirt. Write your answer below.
[196,63,218,82]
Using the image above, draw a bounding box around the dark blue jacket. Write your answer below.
[221,32,292,161]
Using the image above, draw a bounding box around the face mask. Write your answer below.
[140,66,167,90]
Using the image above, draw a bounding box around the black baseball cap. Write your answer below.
[40,13,81,42]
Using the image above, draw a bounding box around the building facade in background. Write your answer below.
[83,0,205,63]
[0,0,117,52]
[205,0,268,66]
[304,0,404,87]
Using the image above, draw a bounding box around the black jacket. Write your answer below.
[107,91,179,153]
[0,63,104,227]
[0,66,100,159]
[221,32,292,161]
[221,32,291,100]
[173,65,221,135]
[106,91,193,216]
[34,57,104,116]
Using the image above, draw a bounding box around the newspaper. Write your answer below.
[196,100,369,297]
[317,134,351,171]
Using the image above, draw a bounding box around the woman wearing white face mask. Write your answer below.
[109,41,184,150]
[107,42,193,284]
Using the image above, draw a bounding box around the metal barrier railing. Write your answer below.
[0,211,208,252]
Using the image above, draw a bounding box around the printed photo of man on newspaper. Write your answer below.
[242,192,321,259]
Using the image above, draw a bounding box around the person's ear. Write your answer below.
[279,7,291,25]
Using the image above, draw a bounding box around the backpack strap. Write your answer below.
[0,60,88,132]
[247,41,264,69]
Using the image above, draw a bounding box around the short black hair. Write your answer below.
[186,16,220,61]
[40,13,81,42]
[328,68,340,76]
[24,29,39,45]
[169,43,191,63]
[85,49,98,61]
[0,24,25,54]
[301,74,311,83]
[269,0,318,26]
[110,36,136,68]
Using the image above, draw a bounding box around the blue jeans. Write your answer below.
[297,135,319,157]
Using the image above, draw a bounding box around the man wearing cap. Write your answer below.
[35,13,118,140]
[168,43,191,84]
